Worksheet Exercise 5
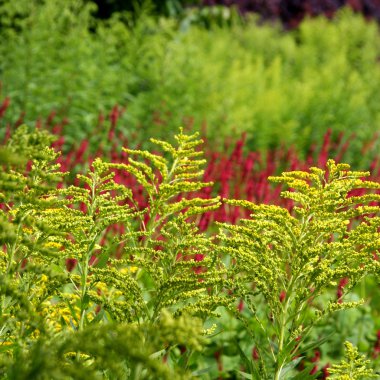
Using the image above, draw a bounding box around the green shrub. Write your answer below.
[139,8,380,161]
[1,3,380,162]
[0,0,131,143]
[0,126,226,378]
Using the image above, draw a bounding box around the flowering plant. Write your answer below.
[0,126,379,379]
[218,160,380,378]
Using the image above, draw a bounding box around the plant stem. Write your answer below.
[142,157,179,248]
[79,173,98,330]
[274,309,287,380]
[274,276,294,380]
[79,257,89,330]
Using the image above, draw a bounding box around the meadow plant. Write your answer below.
[0,126,228,378]
[2,114,380,377]
[218,160,380,378]
[329,341,377,379]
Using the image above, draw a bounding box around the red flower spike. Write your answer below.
[15,111,25,127]
[0,97,10,118]
[252,347,259,360]
[46,110,56,127]
[52,123,63,135]
[109,104,119,129]
[214,350,223,372]
[321,363,330,379]
[97,112,105,128]
[373,330,380,358]
[337,277,349,303]
[311,350,320,363]
[74,140,89,164]
[20,258,28,269]
[309,365,318,375]
[4,123,11,143]
[35,118,42,129]
[65,258,77,272]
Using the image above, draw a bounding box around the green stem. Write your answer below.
[5,242,17,274]
[142,157,179,248]
[274,305,288,380]
[6,225,23,275]
[78,233,98,329]
[78,174,98,330]
[274,275,294,380]
[79,256,89,330]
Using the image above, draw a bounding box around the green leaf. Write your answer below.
[235,341,254,374]
[290,365,319,380]
[237,370,253,379]
[96,251,110,269]
[191,366,213,376]
[281,356,304,379]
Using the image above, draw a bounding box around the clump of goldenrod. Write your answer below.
[0,126,227,378]
[329,341,377,379]
[218,160,380,379]
[2,126,380,379]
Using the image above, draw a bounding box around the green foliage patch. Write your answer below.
[1,2,380,162]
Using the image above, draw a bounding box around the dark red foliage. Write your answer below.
[201,0,380,27]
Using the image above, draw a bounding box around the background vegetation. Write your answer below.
[0,0,380,165]
[2,0,380,378]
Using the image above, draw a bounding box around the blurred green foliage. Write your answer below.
[0,1,379,162]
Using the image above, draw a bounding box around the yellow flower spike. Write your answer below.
[22,226,33,234]
[43,241,62,249]
[120,266,139,275]
[43,208,61,214]
[40,274,48,283]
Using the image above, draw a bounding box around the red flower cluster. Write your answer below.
[337,277,349,303]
